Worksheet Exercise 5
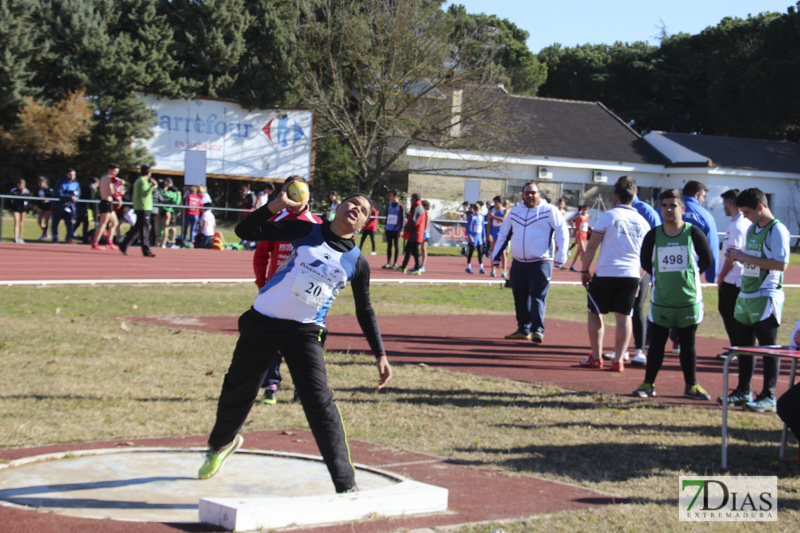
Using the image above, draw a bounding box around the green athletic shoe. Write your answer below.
[716,389,752,407]
[683,383,711,401]
[633,382,656,398]
[743,394,777,413]
[198,435,243,479]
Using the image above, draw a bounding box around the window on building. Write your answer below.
[561,183,583,208]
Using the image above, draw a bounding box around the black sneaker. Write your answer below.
[531,330,544,344]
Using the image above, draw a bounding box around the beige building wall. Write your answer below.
[407,173,506,202]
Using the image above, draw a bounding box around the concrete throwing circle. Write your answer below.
[0,447,401,523]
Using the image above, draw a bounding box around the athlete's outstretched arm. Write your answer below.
[376,356,392,390]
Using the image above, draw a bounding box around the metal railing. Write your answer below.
[0,193,256,239]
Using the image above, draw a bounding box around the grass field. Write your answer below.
[2,282,800,532]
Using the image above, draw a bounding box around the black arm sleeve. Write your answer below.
[351,255,386,357]
[640,228,656,276]
[235,204,314,241]
[690,225,713,274]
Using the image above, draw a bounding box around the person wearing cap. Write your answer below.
[198,186,391,493]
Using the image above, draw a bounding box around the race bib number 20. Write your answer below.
[291,269,335,308]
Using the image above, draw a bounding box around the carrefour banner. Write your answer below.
[429,220,468,247]
[137,95,313,180]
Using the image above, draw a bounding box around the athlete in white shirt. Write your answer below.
[716,189,751,359]
[579,177,650,371]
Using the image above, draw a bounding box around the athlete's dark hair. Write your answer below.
[659,188,684,206]
[284,175,304,185]
[735,188,768,209]
[683,180,708,197]
[140,165,151,176]
[720,189,740,201]
[614,176,636,205]
[342,192,373,214]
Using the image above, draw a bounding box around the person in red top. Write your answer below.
[395,193,427,275]
[182,186,203,246]
[359,206,379,255]
[567,204,590,272]
[252,176,322,404]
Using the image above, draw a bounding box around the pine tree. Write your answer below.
[0,0,48,126]
[165,0,253,99]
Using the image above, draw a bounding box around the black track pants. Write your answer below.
[208,308,356,492]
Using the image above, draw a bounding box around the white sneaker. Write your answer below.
[602,351,630,362]
[631,349,646,366]
[369,251,377,255]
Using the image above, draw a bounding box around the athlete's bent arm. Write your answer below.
[690,226,713,274]
[640,228,657,276]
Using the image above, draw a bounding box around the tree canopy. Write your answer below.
[537,4,800,141]
[1,0,797,195]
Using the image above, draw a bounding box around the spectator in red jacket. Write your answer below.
[359,206,379,255]
[182,186,203,246]
[395,193,427,275]
[252,176,322,404]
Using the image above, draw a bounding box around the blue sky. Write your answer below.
[449,0,797,52]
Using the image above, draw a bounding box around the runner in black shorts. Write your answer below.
[98,200,113,214]
[587,277,639,315]
[579,177,651,371]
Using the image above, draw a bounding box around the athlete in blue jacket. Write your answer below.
[683,181,719,283]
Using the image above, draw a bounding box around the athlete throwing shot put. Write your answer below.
[199,186,392,493]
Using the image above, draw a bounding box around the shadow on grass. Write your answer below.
[336,385,668,411]
[450,440,800,504]
[0,394,218,403]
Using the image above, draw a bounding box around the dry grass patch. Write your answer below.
[3,284,800,531]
